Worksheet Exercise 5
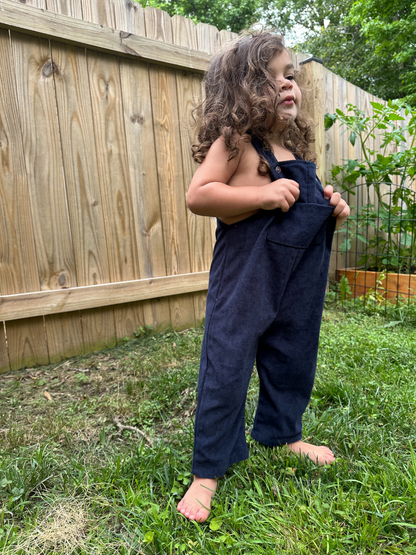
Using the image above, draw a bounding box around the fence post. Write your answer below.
[299,57,325,184]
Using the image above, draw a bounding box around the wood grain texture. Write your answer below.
[114,5,169,333]
[0,28,39,295]
[10,30,84,363]
[0,0,211,71]
[145,7,195,329]
[113,0,145,36]
[81,306,116,352]
[87,50,140,283]
[0,323,10,374]
[45,311,84,363]
[6,317,49,371]
[218,29,236,47]
[52,42,111,288]
[0,26,49,371]
[0,273,210,321]
[11,31,76,291]
[51,40,114,358]
[86,48,146,341]
[172,14,212,323]
[300,60,325,183]
[45,0,82,18]
[196,22,220,55]
[80,0,115,28]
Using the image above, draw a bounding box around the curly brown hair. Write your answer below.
[192,29,316,175]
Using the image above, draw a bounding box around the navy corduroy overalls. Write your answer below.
[192,138,336,479]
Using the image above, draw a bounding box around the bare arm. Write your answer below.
[187,137,299,218]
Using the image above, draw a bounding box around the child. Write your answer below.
[177,30,350,523]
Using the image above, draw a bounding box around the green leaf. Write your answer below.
[324,113,337,130]
[387,114,405,121]
[370,101,384,111]
[144,531,154,543]
[210,518,223,531]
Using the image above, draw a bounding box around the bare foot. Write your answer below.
[286,440,335,465]
[177,476,217,522]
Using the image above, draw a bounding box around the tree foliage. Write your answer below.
[134,0,416,105]
[134,0,259,33]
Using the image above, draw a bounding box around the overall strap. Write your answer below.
[250,136,283,181]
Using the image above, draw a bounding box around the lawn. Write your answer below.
[1,308,416,554]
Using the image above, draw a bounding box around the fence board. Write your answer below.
[45,312,85,362]
[219,29,236,47]
[172,14,211,322]
[9,31,78,368]
[50,40,115,359]
[115,5,170,332]
[0,324,10,374]
[0,28,39,296]
[85,3,145,341]
[145,7,196,329]
[86,53,137,344]
[80,0,115,28]
[0,0,211,71]
[11,32,76,290]
[0,272,211,321]
[113,0,145,35]
[300,60,326,182]
[7,317,49,370]
[45,0,83,18]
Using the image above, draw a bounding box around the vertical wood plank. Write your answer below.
[0,29,39,296]
[114,2,169,333]
[113,0,146,35]
[10,31,84,364]
[45,0,83,18]
[49,40,117,361]
[172,14,211,323]
[300,61,325,183]
[6,317,49,370]
[115,74,169,329]
[0,28,48,371]
[196,22,220,55]
[0,324,10,374]
[145,7,196,329]
[219,29,236,47]
[80,0,115,27]
[87,49,145,341]
[11,32,77,291]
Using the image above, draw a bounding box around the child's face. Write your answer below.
[267,49,302,127]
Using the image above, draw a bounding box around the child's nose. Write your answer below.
[279,78,293,91]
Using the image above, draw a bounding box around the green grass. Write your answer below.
[1,310,416,554]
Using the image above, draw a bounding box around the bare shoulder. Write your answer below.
[190,134,246,189]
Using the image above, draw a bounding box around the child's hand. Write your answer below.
[323,185,350,229]
[260,179,300,212]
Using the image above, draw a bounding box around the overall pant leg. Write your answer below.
[192,212,287,478]
[251,214,335,445]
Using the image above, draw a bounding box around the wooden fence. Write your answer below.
[0,0,407,373]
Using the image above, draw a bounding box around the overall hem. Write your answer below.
[250,430,303,447]
[191,453,250,479]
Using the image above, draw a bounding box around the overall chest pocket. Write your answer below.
[266,203,335,249]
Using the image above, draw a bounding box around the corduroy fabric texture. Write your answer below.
[191,139,336,478]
